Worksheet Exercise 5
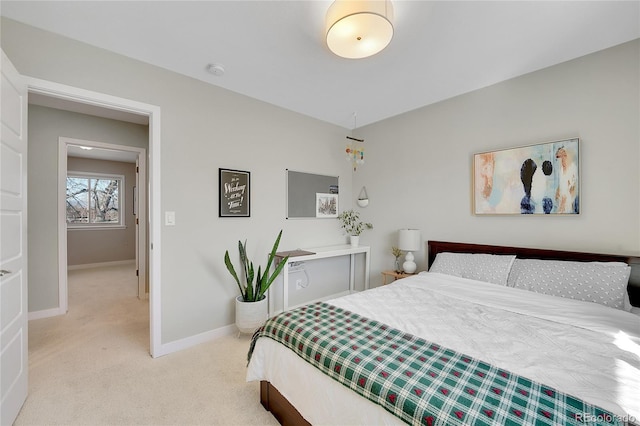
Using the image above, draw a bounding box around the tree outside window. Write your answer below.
[66,173,124,227]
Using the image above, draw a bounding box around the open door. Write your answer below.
[135,155,148,299]
[0,50,29,425]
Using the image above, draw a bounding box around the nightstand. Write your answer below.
[381,270,415,285]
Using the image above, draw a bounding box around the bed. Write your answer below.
[247,241,640,425]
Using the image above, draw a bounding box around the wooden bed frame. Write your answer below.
[259,240,640,425]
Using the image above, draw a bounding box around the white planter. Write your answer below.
[350,235,360,247]
[356,198,369,207]
[235,295,268,334]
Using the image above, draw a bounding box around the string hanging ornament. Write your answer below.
[345,113,364,171]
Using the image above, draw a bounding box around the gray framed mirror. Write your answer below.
[286,170,339,219]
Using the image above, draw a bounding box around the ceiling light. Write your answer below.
[326,0,394,59]
[79,146,93,150]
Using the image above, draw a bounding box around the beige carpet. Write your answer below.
[15,263,278,426]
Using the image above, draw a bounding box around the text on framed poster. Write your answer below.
[219,168,250,217]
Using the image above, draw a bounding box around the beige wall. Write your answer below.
[67,157,137,266]
[354,39,640,278]
[4,17,638,346]
[27,104,148,312]
[3,18,353,343]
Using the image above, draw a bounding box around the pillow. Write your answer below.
[429,252,516,286]
[507,258,631,311]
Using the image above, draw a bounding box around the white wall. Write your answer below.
[353,39,640,283]
[4,18,638,347]
[2,18,353,344]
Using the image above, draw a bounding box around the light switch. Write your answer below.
[165,211,176,226]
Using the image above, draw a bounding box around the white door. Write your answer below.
[135,157,140,296]
[0,50,28,425]
[135,154,147,299]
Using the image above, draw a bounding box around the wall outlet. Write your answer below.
[295,279,303,290]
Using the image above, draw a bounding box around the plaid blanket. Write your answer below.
[249,302,624,426]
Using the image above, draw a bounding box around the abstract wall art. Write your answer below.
[473,138,579,215]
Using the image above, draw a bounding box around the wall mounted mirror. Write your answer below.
[286,170,339,219]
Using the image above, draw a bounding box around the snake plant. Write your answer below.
[224,230,289,302]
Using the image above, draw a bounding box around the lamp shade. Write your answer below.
[326,0,394,59]
[398,229,421,252]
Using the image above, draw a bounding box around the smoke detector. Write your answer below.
[206,63,225,77]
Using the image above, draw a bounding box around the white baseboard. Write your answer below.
[68,259,135,270]
[153,324,237,358]
[29,306,66,321]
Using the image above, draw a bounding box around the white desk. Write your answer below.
[271,244,370,313]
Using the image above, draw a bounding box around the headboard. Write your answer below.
[427,240,640,307]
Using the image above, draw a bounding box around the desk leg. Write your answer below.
[364,251,370,290]
[283,262,289,311]
[349,254,355,292]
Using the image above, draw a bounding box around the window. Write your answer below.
[66,172,124,228]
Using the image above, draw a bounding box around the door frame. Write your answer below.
[59,137,147,300]
[25,76,163,357]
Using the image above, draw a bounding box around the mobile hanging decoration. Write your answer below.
[345,136,365,171]
[345,112,364,171]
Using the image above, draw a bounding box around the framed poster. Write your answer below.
[315,193,338,218]
[219,168,250,217]
[473,138,579,215]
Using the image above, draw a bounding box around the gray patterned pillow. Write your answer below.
[429,252,516,286]
[507,259,631,310]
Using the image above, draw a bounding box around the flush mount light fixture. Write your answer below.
[326,0,394,59]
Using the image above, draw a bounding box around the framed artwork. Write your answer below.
[473,138,579,215]
[219,168,250,217]
[315,193,338,218]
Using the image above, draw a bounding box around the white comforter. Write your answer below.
[247,272,640,425]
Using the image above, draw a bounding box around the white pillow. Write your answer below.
[507,258,631,311]
[429,252,516,286]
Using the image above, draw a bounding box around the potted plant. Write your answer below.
[224,230,289,333]
[391,246,404,272]
[337,209,373,247]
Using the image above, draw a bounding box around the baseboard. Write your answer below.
[68,259,135,270]
[29,306,66,321]
[153,323,237,358]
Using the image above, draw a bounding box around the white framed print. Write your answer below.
[315,193,338,218]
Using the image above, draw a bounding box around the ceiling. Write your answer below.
[2,1,639,129]
[67,144,139,164]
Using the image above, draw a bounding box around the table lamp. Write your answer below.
[398,229,421,273]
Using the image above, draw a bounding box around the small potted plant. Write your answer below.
[337,209,373,247]
[224,230,289,333]
[391,246,404,272]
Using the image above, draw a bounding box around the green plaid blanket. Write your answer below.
[249,302,625,425]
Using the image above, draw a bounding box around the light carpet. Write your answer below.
[15,263,278,426]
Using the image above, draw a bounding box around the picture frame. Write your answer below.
[219,168,250,217]
[473,138,579,215]
[315,193,338,218]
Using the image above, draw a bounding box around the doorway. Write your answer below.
[59,137,148,303]
[25,77,163,357]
